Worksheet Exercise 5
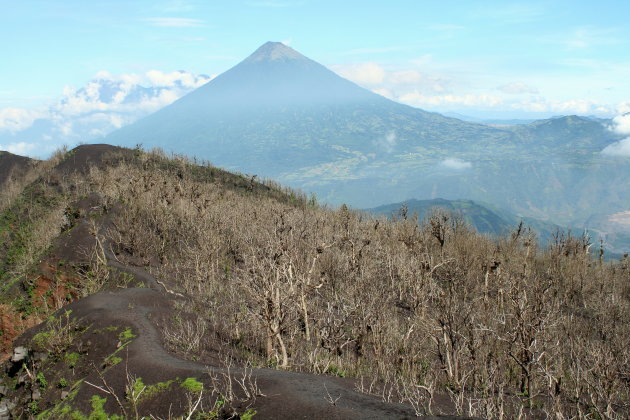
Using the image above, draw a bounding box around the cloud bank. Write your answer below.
[602,138,630,157]
[0,141,37,155]
[0,70,211,157]
[0,108,45,133]
[334,60,627,118]
[440,158,472,170]
[602,113,630,157]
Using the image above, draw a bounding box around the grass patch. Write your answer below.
[180,377,203,393]
[119,327,136,342]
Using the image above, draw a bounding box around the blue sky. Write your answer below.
[1,0,630,154]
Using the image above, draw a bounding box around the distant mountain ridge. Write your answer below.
[366,198,562,243]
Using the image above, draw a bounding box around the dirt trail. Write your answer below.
[66,286,471,419]
[71,220,471,418]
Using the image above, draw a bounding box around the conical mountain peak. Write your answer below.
[244,41,307,63]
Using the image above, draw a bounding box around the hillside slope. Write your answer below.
[0,151,37,187]
[0,145,447,419]
[0,145,628,419]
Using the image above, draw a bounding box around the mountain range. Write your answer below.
[102,41,628,253]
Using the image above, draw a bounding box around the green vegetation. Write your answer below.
[180,377,203,393]
[28,401,39,415]
[32,310,83,355]
[142,379,175,400]
[71,395,124,420]
[104,355,122,367]
[241,409,257,420]
[65,352,81,369]
[0,181,67,294]
[36,372,48,389]
[118,327,136,342]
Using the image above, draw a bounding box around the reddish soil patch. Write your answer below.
[0,264,80,358]
[31,272,78,312]
[0,305,41,362]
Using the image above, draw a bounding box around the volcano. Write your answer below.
[105,42,509,177]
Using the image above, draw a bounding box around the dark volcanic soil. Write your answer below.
[55,287,424,419]
[53,144,132,176]
[0,151,37,186]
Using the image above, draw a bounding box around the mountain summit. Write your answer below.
[176,40,380,107]
[244,41,308,62]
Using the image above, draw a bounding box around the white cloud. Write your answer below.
[53,70,210,119]
[391,89,618,117]
[0,141,37,155]
[0,69,211,149]
[400,92,503,108]
[499,82,539,95]
[334,62,450,95]
[335,62,386,85]
[617,102,630,114]
[611,114,630,135]
[440,158,472,170]
[512,98,614,115]
[145,70,209,88]
[390,70,423,85]
[602,113,630,157]
[602,138,630,157]
[371,88,394,99]
[0,108,44,132]
[333,55,626,118]
[373,131,397,153]
[142,17,204,27]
